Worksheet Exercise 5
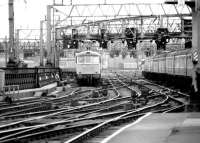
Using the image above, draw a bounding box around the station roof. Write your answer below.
[54,1,192,29]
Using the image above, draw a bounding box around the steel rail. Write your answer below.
[65,94,169,143]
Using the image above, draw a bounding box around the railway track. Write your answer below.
[62,74,186,143]
[0,86,108,121]
[115,72,189,111]
[63,94,174,143]
[0,89,108,122]
[0,72,188,143]
[0,74,137,143]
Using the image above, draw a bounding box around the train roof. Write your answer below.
[76,50,101,56]
[162,49,191,56]
[144,49,192,60]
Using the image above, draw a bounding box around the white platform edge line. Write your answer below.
[101,112,152,143]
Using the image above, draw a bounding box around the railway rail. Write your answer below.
[115,72,189,110]
[0,74,137,142]
[63,73,188,143]
[0,72,189,143]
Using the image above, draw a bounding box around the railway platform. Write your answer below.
[103,112,200,143]
[1,82,58,101]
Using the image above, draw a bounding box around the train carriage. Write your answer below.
[174,54,187,76]
[142,48,196,92]
[75,50,101,85]
[186,53,193,77]
[166,52,175,75]
[157,54,167,73]
[143,49,193,77]
[150,58,153,72]
[144,59,150,72]
[153,57,159,73]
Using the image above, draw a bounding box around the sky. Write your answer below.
[0,0,52,39]
[0,0,167,39]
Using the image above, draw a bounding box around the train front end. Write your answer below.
[75,51,101,85]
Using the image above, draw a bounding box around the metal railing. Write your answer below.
[1,67,61,90]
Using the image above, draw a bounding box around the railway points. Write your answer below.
[0,0,200,143]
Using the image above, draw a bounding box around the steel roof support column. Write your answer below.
[184,0,200,109]
[40,20,44,66]
[140,18,144,38]
[46,5,52,66]
[192,1,200,61]
[15,29,19,61]
[8,0,15,64]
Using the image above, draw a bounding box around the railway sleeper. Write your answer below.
[0,124,22,132]
[2,108,64,120]
[0,103,52,117]
[1,123,98,143]
[0,103,47,114]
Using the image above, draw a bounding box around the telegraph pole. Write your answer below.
[8,0,15,65]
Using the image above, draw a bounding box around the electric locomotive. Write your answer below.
[75,50,101,85]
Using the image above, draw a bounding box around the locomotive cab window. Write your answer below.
[77,55,100,64]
